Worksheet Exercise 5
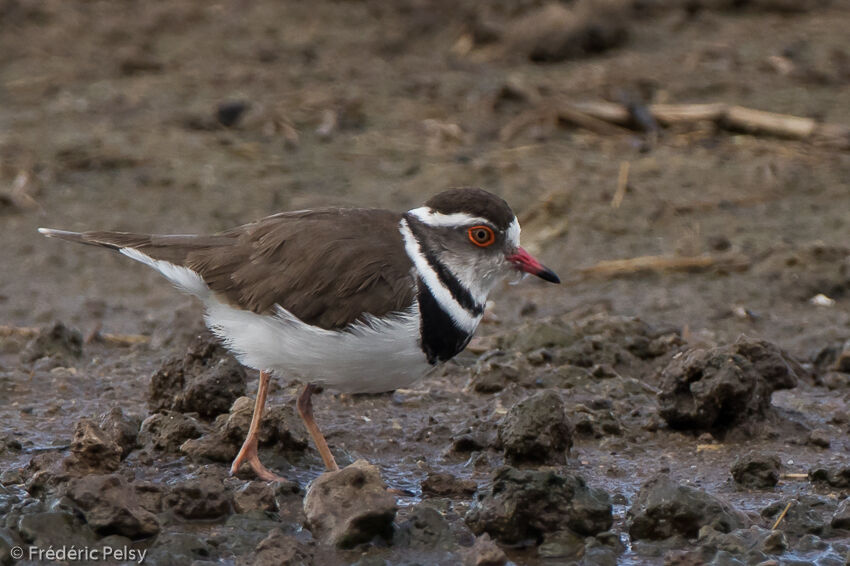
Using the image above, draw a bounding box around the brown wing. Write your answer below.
[40,209,416,331]
[187,208,416,329]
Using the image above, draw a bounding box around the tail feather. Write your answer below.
[38,228,233,265]
[38,228,149,251]
[38,227,234,297]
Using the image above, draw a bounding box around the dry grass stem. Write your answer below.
[771,501,794,530]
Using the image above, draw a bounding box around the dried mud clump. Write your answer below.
[246,528,312,566]
[730,453,781,488]
[166,476,233,520]
[658,338,800,431]
[495,313,682,379]
[466,466,612,545]
[303,460,397,549]
[180,396,308,463]
[138,411,204,452]
[395,504,455,551]
[20,321,82,364]
[497,390,572,464]
[64,418,123,474]
[809,466,850,489]
[65,474,160,539]
[761,495,837,539]
[148,332,246,419]
[628,475,749,540]
[421,471,477,497]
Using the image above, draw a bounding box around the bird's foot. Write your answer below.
[230,444,287,482]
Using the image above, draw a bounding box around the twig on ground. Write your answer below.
[578,253,750,278]
[564,101,850,148]
[771,501,794,530]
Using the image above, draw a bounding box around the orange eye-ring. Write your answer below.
[468,225,495,247]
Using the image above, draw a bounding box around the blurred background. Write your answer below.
[1,0,848,352]
[1,1,850,564]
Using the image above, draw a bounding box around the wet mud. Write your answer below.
[2,1,850,565]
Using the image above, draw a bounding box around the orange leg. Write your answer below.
[230,370,287,482]
[297,384,339,471]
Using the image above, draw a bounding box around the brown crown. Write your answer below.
[424,188,515,231]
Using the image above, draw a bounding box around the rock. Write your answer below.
[167,476,232,520]
[761,495,835,538]
[697,525,786,563]
[421,471,477,497]
[497,390,572,464]
[134,481,165,514]
[730,453,781,488]
[303,460,397,548]
[138,411,204,452]
[808,429,831,448]
[22,452,69,496]
[815,339,850,374]
[395,504,454,550]
[495,315,680,376]
[538,529,586,560]
[65,474,160,539]
[63,418,123,474]
[834,341,850,373]
[17,511,97,547]
[761,529,788,553]
[98,407,141,458]
[148,332,247,419]
[180,431,237,462]
[246,528,312,566]
[470,354,523,393]
[20,321,82,363]
[0,528,17,566]
[571,403,622,437]
[821,371,850,390]
[182,396,308,463]
[628,475,748,540]
[809,466,850,489]
[500,1,629,63]
[832,499,850,530]
[233,481,278,514]
[658,338,800,431]
[581,546,618,566]
[462,533,507,566]
[218,398,308,451]
[145,532,213,565]
[465,466,612,544]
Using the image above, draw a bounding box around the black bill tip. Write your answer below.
[536,266,561,284]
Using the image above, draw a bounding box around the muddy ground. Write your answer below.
[1,0,850,565]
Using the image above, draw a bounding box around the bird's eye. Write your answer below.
[468,225,495,247]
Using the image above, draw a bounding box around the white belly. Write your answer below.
[203,299,432,393]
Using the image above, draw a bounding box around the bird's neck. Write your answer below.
[399,217,487,364]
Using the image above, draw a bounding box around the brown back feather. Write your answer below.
[164,209,414,330]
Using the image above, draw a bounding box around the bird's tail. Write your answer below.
[38,227,229,297]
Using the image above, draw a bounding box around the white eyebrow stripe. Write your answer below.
[506,217,521,248]
[398,218,481,333]
[407,207,489,228]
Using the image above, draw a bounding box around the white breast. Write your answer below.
[204,298,432,393]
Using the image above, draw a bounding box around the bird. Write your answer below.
[39,187,560,481]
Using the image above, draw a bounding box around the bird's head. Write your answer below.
[402,188,559,303]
